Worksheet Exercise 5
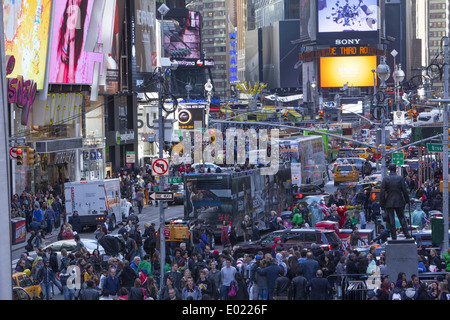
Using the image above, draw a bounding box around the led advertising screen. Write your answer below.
[164,10,202,59]
[48,0,105,85]
[3,0,52,90]
[319,56,377,88]
[317,0,379,45]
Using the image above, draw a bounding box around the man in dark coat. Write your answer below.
[68,211,82,234]
[300,252,320,281]
[379,163,411,240]
[290,269,308,300]
[306,270,332,300]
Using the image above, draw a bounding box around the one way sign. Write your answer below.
[150,192,174,201]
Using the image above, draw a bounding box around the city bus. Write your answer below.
[183,167,293,239]
[279,135,328,187]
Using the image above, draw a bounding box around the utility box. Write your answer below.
[431,216,444,244]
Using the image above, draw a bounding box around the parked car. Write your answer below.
[12,239,106,272]
[333,164,359,186]
[12,272,43,300]
[292,184,327,201]
[232,228,342,256]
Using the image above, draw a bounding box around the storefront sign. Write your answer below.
[55,151,76,164]
[6,56,37,125]
[32,92,83,126]
[116,131,136,144]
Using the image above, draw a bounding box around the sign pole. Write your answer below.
[442,38,449,258]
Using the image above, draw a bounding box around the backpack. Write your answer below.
[392,292,402,300]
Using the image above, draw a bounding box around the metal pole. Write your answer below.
[381,104,386,181]
[158,68,166,289]
[0,6,13,300]
[442,37,449,258]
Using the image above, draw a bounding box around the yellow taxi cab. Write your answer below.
[354,148,371,159]
[334,164,359,186]
[12,272,44,300]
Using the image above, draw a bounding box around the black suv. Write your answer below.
[233,228,342,255]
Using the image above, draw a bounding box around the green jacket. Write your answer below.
[444,252,450,272]
[292,213,303,225]
[137,260,152,276]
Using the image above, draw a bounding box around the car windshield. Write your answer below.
[260,233,280,245]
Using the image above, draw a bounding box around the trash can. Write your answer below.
[431,216,444,244]
[11,217,27,245]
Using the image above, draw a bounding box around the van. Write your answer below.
[64,179,132,229]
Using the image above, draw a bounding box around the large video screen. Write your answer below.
[317,0,379,45]
[3,0,52,90]
[164,10,201,59]
[48,0,106,85]
[320,56,377,88]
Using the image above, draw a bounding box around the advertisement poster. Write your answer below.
[131,0,156,91]
[134,0,156,73]
[3,0,52,90]
[48,0,104,85]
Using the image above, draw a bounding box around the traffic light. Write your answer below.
[412,109,418,122]
[406,109,413,120]
[318,110,324,120]
[27,147,37,166]
[209,129,216,144]
[448,129,450,148]
[16,148,23,166]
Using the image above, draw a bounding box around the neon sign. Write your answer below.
[6,56,37,125]
[229,32,238,83]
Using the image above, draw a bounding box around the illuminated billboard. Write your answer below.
[316,0,379,45]
[164,10,202,60]
[319,56,377,88]
[48,0,106,85]
[3,0,52,90]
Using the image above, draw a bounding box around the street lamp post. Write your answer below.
[393,64,405,149]
[376,56,391,181]
[157,3,170,290]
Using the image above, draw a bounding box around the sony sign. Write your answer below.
[335,39,362,45]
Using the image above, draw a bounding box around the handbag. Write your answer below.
[142,288,147,300]
[228,282,237,297]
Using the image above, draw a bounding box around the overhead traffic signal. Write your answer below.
[16,148,23,166]
[27,147,37,166]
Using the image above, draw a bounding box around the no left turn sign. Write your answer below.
[152,158,169,176]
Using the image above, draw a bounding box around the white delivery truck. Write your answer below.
[64,179,132,230]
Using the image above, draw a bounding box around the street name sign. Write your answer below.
[392,152,404,166]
